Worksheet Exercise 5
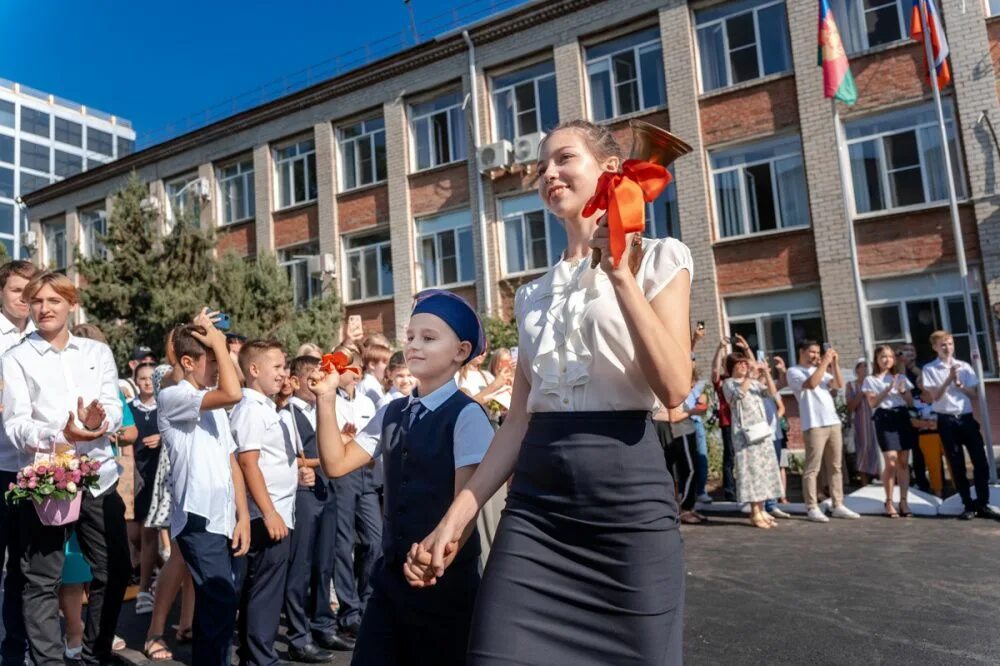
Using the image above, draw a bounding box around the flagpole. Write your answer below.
[918,1,997,482]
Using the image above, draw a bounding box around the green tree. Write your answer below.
[483,315,518,352]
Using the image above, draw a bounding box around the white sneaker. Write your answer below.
[696,493,713,504]
[831,505,861,519]
[769,508,791,519]
[806,507,830,523]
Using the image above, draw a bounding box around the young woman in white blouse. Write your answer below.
[407,120,693,665]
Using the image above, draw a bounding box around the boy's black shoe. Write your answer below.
[959,509,976,520]
[288,643,336,663]
[975,505,1000,521]
[314,630,355,651]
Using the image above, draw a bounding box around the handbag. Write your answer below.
[742,420,773,444]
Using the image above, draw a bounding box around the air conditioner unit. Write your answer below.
[477,140,513,174]
[306,253,336,277]
[20,230,37,248]
[140,197,160,212]
[196,177,212,201]
[513,131,545,165]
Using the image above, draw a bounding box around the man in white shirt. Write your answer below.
[1,271,128,666]
[231,340,300,666]
[0,260,37,666]
[921,330,1000,521]
[785,340,860,523]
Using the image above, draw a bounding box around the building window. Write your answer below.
[117,136,135,157]
[279,243,323,309]
[711,135,809,238]
[0,168,12,198]
[586,27,665,121]
[499,193,568,275]
[20,172,50,195]
[0,101,13,129]
[275,138,317,208]
[218,159,255,224]
[339,119,386,191]
[990,0,1000,17]
[55,118,82,147]
[416,209,475,288]
[725,289,826,368]
[345,232,393,302]
[492,61,558,143]
[20,107,49,138]
[87,156,107,169]
[80,207,107,260]
[20,140,50,173]
[0,202,14,235]
[695,0,792,93]
[0,135,12,165]
[410,92,467,172]
[87,127,114,157]
[165,175,201,229]
[645,175,681,240]
[43,222,67,270]
[845,101,965,215]
[54,150,83,178]
[866,270,994,373]
[828,0,913,54]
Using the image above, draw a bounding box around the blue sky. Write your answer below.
[0,0,528,146]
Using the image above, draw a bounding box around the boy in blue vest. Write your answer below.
[310,290,494,665]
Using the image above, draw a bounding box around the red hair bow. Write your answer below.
[581,160,672,269]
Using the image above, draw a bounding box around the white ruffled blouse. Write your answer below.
[515,237,693,413]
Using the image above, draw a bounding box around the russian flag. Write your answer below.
[911,0,951,89]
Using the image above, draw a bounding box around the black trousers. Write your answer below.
[937,413,992,510]
[0,470,27,666]
[721,425,736,501]
[176,514,244,666]
[334,470,382,628]
[237,519,290,666]
[657,423,697,512]
[285,487,338,648]
[18,484,130,666]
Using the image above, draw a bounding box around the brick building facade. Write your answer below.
[20,0,1000,445]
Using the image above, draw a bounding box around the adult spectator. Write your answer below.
[846,358,880,487]
[896,343,931,493]
[786,340,860,522]
[711,337,736,502]
[921,330,1000,521]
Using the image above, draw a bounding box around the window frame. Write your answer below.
[725,294,827,369]
[164,174,202,230]
[990,0,1000,17]
[498,194,567,278]
[415,209,475,289]
[343,232,394,303]
[20,107,50,139]
[54,149,83,179]
[584,28,665,121]
[694,0,792,93]
[54,117,83,148]
[86,127,114,157]
[830,0,912,54]
[274,138,318,210]
[79,206,108,260]
[709,135,810,240]
[217,158,256,225]
[490,62,558,143]
[43,222,67,271]
[844,101,966,218]
[338,119,387,191]
[409,93,467,172]
[278,243,323,309]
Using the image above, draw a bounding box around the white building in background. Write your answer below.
[0,78,135,259]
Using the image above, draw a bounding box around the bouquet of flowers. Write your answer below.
[5,454,102,526]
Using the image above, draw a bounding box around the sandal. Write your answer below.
[112,635,126,651]
[899,502,913,518]
[135,590,155,615]
[884,500,899,519]
[679,511,704,525]
[144,636,173,662]
[175,626,193,643]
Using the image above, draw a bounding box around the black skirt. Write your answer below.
[873,407,917,452]
[469,411,684,665]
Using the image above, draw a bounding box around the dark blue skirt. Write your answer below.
[469,411,684,665]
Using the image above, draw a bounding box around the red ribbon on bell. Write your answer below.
[320,352,360,376]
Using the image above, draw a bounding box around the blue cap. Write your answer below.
[410,289,486,364]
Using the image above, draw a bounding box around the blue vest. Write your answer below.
[283,403,332,500]
[380,391,481,568]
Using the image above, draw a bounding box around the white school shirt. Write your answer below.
[921,358,979,415]
[230,388,299,527]
[288,395,317,430]
[354,379,494,469]
[861,374,914,411]
[785,365,840,432]
[378,387,406,409]
[358,373,385,406]
[2,332,123,495]
[336,388,377,435]
[0,313,35,472]
[158,380,237,539]
[457,369,494,396]
[514,238,693,412]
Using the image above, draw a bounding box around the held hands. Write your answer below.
[191,307,227,349]
[403,517,465,587]
[232,518,251,557]
[263,511,289,542]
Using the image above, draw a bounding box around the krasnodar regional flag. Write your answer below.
[911,0,952,89]
[818,0,857,105]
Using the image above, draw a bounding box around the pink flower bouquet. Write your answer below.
[4,455,102,525]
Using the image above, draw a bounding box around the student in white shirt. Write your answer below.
[1,271,128,666]
[0,259,37,666]
[785,340,860,522]
[921,330,1000,521]
[231,340,300,666]
[329,344,381,638]
[358,333,391,406]
[377,351,414,409]
[157,310,249,666]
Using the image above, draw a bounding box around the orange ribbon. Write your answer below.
[321,352,360,376]
[582,160,672,268]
